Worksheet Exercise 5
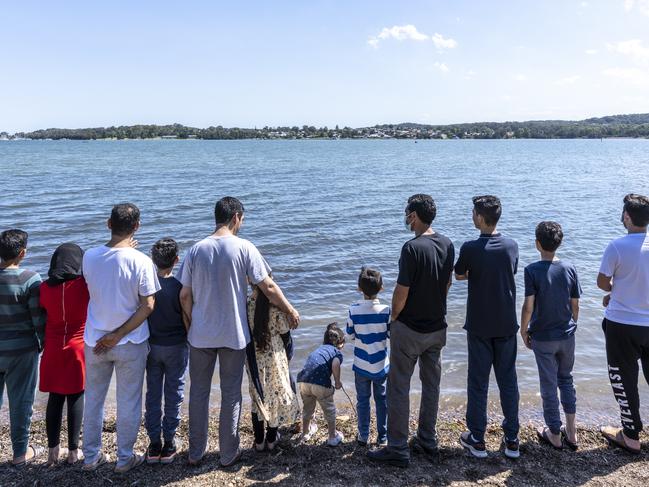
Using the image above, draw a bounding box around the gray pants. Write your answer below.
[82,342,148,468]
[188,345,246,465]
[387,321,446,457]
[532,335,576,435]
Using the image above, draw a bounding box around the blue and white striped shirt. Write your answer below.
[346,299,390,379]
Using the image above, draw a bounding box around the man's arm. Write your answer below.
[179,286,193,331]
[94,294,155,354]
[571,298,580,322]
[331,357,342,389]
[391,284,409,322]
[597,273,613,292]
[257,276,300,329]
[520,295,534,349]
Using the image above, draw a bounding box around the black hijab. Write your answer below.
[47,243,84,286]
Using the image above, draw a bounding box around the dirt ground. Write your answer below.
[1,408,648,487]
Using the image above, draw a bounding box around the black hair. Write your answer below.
[623,193,649,228]
[110,203,140,236]
[0,229,28,261]
[358,267,382,297]
[535,221,563,252]
[215,197,245,225]
[253,288,272,352]
[472,195,502,226]
[406,194,437,224]
[151,238,179,269]
[323,322,345,347]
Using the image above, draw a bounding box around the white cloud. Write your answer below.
[514,73,527,81]
[433,62,450,73]
[624,0,649,16]
[603,67,649,85]
[555,75,581,85]
[431,33,458,50]
[464,69,477,80]
[607,39,649,65]
[585,49,598,55]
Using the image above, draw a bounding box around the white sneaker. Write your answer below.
[302,422,318,442]
[327,431,344,447]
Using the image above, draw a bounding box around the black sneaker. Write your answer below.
[502,436,520,459]
[146,441,162,464]
[160,439,177,464]
[367,447,409,468]
[459,432,487,458]
[410,435,439,456]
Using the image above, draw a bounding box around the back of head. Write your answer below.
[535,221,563,252]
[0,229,28,262]
[358,266,382,297]
[48,242,84,284]
[472,195,502,226]
[151,238,179,269]
[406,194,437,224]
[110,203,140,236]
[214,196,245,225]
[323,322,345,347]
[623,193,649,228]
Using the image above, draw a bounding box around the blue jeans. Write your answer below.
[532,335,576,435]
[0,351,38,457]
[145,343,189,442]
[466,333,520,442]
[354,372,387,443]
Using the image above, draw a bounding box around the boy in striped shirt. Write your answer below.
[346,267,390,446]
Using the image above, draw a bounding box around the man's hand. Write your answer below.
[334,380,342,390]
[520,330,532,349]
[287,307,300,329]
[94,331,121,354]
[603,294,611,307]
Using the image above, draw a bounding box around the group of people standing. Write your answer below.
[0,192,648,473]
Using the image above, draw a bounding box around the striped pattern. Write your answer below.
[346,299,390,379]
[0,268,45,355]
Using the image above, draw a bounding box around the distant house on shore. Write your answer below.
[161,135,178,139]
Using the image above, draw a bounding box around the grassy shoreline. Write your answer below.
[1,407,647,486]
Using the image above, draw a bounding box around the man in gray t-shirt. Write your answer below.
[179,196,299,467]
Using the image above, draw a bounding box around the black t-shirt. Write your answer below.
[454,233,519,338]
[396,232,455,333]
[148,276,187,346]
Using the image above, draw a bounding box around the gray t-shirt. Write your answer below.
[178,235,270,350]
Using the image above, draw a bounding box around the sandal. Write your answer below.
[536,427,563,450]
[560,426,578,451]
[12,445,44,469]
[600,426,641,454]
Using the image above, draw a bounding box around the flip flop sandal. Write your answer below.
[560,426,578,451]
[600,427,641,454]
[536,427,563,450]
[12,445,45,469]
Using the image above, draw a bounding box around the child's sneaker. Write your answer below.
[160,439,178,464]
[146,442,162,464]
[459,432,488,458]
[502,436,520,459]
[327,431,344,447]
[302,422,318,442]
[356,435,368,446]
[377,438,388,447]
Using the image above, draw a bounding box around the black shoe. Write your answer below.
[459,432,488,458]
[367,447,409,468]
[146,441,162,464]
[160,439,177,465]
[410,435,439,456]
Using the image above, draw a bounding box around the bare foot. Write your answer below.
[67,449,83,464]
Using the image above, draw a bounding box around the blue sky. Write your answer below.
[2,0,649,132]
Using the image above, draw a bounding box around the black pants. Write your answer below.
[46,391,84,449]
[604,319,649,440]
[251,412,278,445]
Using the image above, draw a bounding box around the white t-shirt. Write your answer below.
[599,232,649,326]
[83,245,161,346]
[178,235,270,350]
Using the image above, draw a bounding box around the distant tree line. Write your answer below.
[10,114,649,140]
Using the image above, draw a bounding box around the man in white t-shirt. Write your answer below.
[81,203,160,473]
[598,193,649,454]
[179,196,299,467]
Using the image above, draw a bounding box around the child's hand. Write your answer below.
[603,294,611,307]
[335,380,342,390]
[520,330,532,349]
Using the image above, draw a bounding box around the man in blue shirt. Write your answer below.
[455,195,520,459]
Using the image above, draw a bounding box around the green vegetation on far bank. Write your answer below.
[4,113,649,141]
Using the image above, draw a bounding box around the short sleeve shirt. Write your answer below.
[454,234,519,337]
[524,260,581,341]
[178,235,270,350]
[296,344,343,388]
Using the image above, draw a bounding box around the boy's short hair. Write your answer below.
[215,197,245,225]
[358,267,382,297]
[406,194,437,224]
[151,238,179,269]
[0,229,28,261]
[472,195,502,226]
[623,193,649,227]
[110,203,140,236]
[323,322,345,347]
[535,221,563,252]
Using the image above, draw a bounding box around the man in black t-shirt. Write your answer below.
[368,194,454,468]
[454,195,520,459]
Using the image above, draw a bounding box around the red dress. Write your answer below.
[39,277,89,394]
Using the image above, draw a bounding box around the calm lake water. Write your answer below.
[2,138,649,424]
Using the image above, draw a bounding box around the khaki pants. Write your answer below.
[299,382,336,428]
